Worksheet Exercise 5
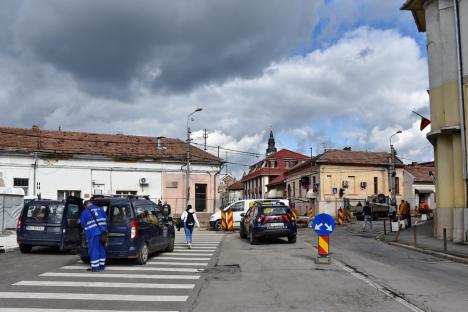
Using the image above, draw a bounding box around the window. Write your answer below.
[116,190,137,196]
[109,204,132,224]
[14,178,29,195]
[293,182,296,198]
[374,177,378,194]
[230,201,244,212]
[326,175,333,194]
[57,190,81,201]
[348,176,356,193]
[269,160,277,168]
[299,180,302,198]
[135,203,159,224]
[65,204,80,219]
[395,177,400,194]
[26,203,64,224]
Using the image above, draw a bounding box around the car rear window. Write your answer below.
[109,204,132,224]
[260,206,288,216]
[25,203,65,224]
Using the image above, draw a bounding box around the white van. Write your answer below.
[209,199,289,231]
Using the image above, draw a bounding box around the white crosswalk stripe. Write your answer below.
[13,281,195,289]
[2,231,224,311]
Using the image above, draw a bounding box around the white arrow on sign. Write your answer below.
[314,223,323,231]
[324,223,333,232]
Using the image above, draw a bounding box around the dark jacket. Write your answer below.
[362,204,372,216]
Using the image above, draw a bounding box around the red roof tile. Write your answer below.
[0,126,219,163]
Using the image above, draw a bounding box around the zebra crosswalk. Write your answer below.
[0,231,224,312]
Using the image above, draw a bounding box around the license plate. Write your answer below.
[26,226,45,231]
[268,223,285,228]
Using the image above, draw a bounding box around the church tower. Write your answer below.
[266,130,277,155]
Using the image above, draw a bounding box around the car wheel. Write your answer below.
[214,220,223,231]
[239,224,247,239]
[288,235,297,244]
[19,244,32,253]
[136,242,149,265]
[249,229,257,245]
[165,236,175,252]
[80,256,90,264]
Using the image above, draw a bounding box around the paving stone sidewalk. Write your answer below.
[0,230,18,253]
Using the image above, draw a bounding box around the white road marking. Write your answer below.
[0,292,187,302]
[155,257,211,261]
[60,266,201,273]
[159,253,213,256]
[13,281,195,289]
[41,272,200,280]
[146,261,208,266]
[0,309,178,312]
[174,247,217,249]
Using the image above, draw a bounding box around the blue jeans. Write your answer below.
[184,223,194,242]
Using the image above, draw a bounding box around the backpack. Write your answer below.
[186,212,195,226]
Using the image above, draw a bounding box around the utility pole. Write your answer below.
[185,108,203,208]
[203,129,208,151]
[389,131,402,215]
[225,151,228,176]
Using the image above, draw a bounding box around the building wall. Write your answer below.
[0,153,220,215]
[424,0,468,240]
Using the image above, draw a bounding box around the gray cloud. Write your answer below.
[12,0,319,96]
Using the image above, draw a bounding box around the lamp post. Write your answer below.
[185,107,203,209]
[389,130,402,212]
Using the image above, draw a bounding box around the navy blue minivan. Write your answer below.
[239,202,297,245]
[17,196,83,253]
[79,195,175,265]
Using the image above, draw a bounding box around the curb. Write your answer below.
[388,241,468,265]
[0,246,18,253]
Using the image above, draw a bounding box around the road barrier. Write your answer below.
[345,208,352,223]
[227,208,233,231]
[308,207,314,221]
[221,210,227,231]
[337,207,344,225]
[318,235,329,255]
[292,208,298,221]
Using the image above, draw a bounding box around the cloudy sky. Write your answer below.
[0,0,432,177]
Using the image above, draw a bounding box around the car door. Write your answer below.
[241,207,252,234]
[61,197,83,251]
[146,203,164,250]
[230,201,244,228]
[107,201,132,253]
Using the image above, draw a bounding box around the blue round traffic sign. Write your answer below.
[310,213,335,236]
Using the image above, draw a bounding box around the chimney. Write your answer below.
[32,124,40,132]
[156,136,165,149]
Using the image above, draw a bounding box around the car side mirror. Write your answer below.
[240,213,245,217]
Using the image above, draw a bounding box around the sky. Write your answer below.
[0,0,432,178]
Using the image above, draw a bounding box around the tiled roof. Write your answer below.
[228,181,243,190]
[405,165,434,183]
[267,174,286,186]
[0,126,219,163]
[315,149,403,166]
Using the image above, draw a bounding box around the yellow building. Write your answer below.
[284,149,404,218]
[402,0,468,242]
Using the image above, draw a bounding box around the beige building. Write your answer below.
[402,0,468,241]
[284,149,404,218]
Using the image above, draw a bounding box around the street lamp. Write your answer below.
[186,107,203,209]
[389,130,402,214]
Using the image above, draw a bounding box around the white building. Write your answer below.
[0,126,221,216]
[403,163,436,211]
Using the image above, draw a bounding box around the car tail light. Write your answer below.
[17,216,24,230]
[130,219,138,240]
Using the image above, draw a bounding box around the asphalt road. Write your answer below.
[0,231,224,312]
[192,226,468,312]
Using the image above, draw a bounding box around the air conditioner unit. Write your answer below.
[360,181,367,189]
[139,177,149,185]
[342,180,349,188]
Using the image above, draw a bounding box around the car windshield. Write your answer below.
[260,206,288,216]
[25,203,65,224]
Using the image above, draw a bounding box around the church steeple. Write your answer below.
[266,130,277,155]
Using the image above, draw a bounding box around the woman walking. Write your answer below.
[181,204,200,248]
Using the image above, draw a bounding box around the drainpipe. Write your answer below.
[33,152,38,196]
[213,162,224,213]
[453,0,468,206]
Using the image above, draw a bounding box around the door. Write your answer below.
[134,203,159,251]
[62,197,83,250]
[195,184,207,212]
[107,202,132,253]
[229,201,245,227]
[23,201,64,244]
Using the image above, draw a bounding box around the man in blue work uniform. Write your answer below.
[80,200,108,272]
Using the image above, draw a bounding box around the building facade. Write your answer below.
[220,181,244,208]
[402,0,468,241]
[0,126,221,216]
[403,162,436,210]
[242,132,308,200]
[284,149,405,217]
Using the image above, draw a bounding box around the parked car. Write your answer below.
[239,201,297,245]
[79,195,175,265]
[210,199,289,231]
[16,196,83,253]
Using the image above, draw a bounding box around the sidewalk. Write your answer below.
[384,220,468,261]
[0,230,18,253]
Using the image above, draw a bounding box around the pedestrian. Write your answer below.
[162,200,172,217]
[399,200,410,228]
[157,199,163,210]
[405,200,412,228]
[79,200,108,272]
[180,204,200,248]
[362,201,372,232]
